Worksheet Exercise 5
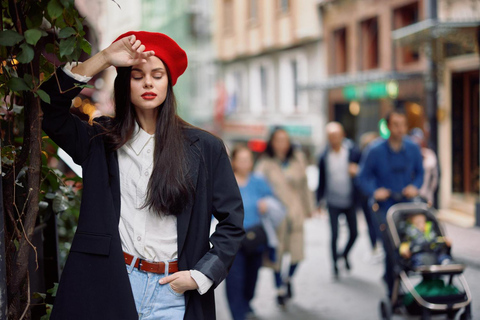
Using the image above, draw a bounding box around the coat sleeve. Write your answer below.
[357,147,378,197]
[41,67,95,165]
[193,140,245,288]
[316,154,326,204]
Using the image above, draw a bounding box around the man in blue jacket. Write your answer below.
[357,109,424,297]
[317,122,362,278]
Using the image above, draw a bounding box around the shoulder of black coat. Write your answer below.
[184,126,224,149]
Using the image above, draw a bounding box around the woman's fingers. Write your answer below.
[128,35,136,45]
[137,44,146,53]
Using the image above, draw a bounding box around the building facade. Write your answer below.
[393,0,480,224]
[318,0,430,143]
[214,0,327,157]
[319,0,480,224]
[141,0,217,127]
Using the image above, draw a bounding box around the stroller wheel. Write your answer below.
[421,307,431,320]
[460,304,472,320]
[379,298,392,320]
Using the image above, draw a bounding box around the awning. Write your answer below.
[299,71,424,91]
[392,18,479,53]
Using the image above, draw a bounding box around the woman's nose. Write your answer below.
[143,76,153,88]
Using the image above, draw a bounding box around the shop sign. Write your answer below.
[342,81,398,100]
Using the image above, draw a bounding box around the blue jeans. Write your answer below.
[226,249,263,320]
[126,257,185,320]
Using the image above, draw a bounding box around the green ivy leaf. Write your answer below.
[33,292,47,300]
[54,16,67,29]
[80,38,91,55]
[16,43,35,64]
[36,89,51,104]
[59,36,75,57]
[7,77,30,91]
[0,30,24,46]
[47,283,59,297]
[14,239,19,251]
[26,4,44,29]
[74,84,94,89]
[47,0,64,19]
[58,27,76,39]
[60,0,74,8]
[24,29,43,45]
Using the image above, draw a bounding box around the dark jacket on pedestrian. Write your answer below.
[316,139,362,206]
[41,68,245,320]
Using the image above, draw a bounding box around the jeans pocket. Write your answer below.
[167,284,184,297]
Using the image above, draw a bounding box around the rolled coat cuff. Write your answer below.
[62,62,93,83]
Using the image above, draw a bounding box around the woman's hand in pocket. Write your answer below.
[159,271,198,294]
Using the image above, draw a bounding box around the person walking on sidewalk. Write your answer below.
[359,132,383,261]
[41,31,244,320]
[317,122,361,279]
[226,145,283,320]
[357,109,424,298]
[255,127,315,308]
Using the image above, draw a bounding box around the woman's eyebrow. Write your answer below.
[151,68,165,72]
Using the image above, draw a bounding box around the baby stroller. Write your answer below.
[378,202,472,320]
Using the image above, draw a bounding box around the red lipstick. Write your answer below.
[141,92,157,100]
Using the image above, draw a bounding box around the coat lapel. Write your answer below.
[177,133,201,257]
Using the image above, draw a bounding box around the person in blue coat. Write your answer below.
[41,31,244,320]
[226,144,279,320]
[357,109,424,297]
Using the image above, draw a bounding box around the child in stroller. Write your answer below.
[378,203,472,320]
[399,212,454,268]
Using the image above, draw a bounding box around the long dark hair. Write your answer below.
[103,65,193,216]
[264,127,294,161]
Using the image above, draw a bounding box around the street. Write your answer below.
[215,213,480,320]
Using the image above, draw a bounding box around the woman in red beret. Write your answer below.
[41,31,244,320]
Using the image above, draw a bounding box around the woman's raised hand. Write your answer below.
[102,35,155,68]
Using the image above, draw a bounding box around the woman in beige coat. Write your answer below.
[255,127,315,307]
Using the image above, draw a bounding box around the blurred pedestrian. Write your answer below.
[41,31,244,319]
[357,109,424,298]
[358,132,382,260]
[255,128,315,307]
[410,127,439,206]
[317,122,361,279]
[226,144,279,320]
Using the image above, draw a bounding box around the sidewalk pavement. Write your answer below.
[441,220,480,268]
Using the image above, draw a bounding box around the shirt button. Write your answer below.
[147,149,152,153]
[137,236,141,241]
[144,171,149,176]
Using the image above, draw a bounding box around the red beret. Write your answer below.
[113,31,188,86]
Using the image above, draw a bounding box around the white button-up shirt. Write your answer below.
[62,63,213,294]
[117,124,178,261]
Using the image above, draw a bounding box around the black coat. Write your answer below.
[41,68,245,320]
[316,139,362,207]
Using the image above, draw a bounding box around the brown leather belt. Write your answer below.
[124,252,178,274]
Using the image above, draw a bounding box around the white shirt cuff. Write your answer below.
[190,270,213,295]
[62,62,93,83]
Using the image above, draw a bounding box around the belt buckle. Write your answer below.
[137,258,144,270]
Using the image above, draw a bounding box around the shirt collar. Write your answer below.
[129,121,154,156]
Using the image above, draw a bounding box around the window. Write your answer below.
[260,66,268,109]
[291,60,298,109]
[224,0,234,35]
[332,27,348,74]
[249,0,258,23]
[394,2,420,64]
[279,0,289,13]
[360,17,379,70]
